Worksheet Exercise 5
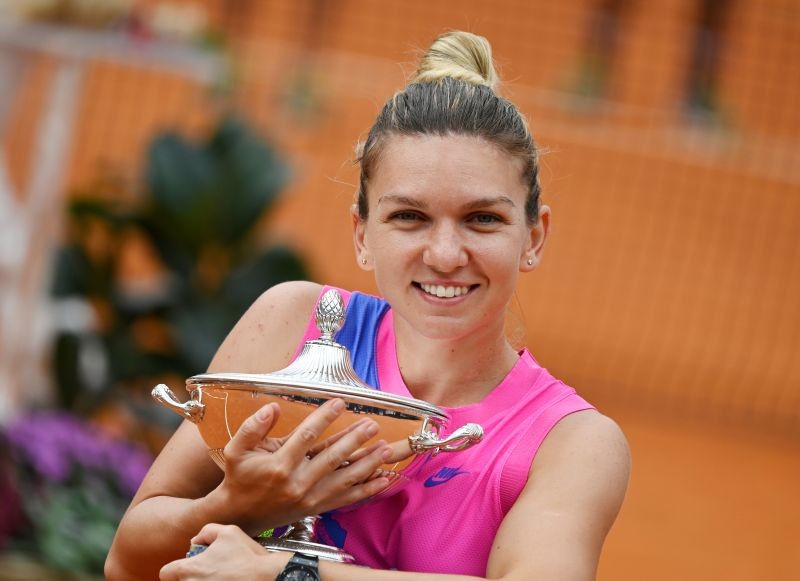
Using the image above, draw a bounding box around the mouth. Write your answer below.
[413,282,475,299]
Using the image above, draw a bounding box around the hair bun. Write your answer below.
[413,31,499,90]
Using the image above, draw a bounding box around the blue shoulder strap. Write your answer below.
[334,292,390,390]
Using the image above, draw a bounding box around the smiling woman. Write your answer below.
[354,134,545,354]
[106,31,630,581]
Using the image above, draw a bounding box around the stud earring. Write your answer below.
[526,258,534,266]
[361,257,367,265]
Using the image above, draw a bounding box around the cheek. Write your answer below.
[472,234,526,264]
[371,229,421,258]
[368,237,408,284]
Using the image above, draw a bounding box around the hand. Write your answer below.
[159,524,286,580]
[208,398,393,533]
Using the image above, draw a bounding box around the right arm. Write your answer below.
[105,281,391,580]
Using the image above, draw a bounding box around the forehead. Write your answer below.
[369,134,527,204]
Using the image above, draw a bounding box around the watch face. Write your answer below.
[279,565,319,581]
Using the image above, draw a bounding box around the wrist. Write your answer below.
[202,484,274,536]
[194,484,254,534]
[261,551,291,580]
[275,552,321,581]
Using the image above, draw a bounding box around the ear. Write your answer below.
[351,204,373,271]
[520,205,551,272]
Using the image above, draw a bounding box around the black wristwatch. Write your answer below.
[275,552,320,581]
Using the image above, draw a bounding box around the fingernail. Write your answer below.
[363,421,379,438]
[349,418,369,431]
[381,446,393,461]
[256,406,270,422]
[331,399,345,413]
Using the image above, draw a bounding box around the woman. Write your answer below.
[106,31,630,580]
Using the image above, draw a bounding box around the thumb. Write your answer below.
[190,522,228,546]
[226,402,280,457]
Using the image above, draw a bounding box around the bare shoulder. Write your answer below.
[208,280,324,373]
[539,410,630,464]
[487,411,630,578]
[244,280,324,332]
[530,409,631,520]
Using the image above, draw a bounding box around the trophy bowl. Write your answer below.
[152,289,483,562]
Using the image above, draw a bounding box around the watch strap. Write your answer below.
[276,551,320,580]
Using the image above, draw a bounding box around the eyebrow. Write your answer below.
[377,194,424,208]
[463,195,516,210]
[377,194,516,210]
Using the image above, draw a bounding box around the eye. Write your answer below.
[468,213,503,225]
[389,211,424,222]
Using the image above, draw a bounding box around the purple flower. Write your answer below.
[6,414,74,482]
[2,410,152,495]
[108,442,152,495]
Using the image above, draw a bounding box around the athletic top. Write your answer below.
[296,287,594,576]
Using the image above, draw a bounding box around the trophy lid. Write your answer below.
[187,289,447,420]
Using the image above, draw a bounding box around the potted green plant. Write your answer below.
[51,114,309,415]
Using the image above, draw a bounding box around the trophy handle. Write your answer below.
[408,423,483,455]
[152,384,205,422]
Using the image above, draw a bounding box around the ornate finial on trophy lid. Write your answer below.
[315,289,345,342]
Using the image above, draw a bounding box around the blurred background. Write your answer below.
[0,0,797,579]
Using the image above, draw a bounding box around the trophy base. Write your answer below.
[256,537,355,563]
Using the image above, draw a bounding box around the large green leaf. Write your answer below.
[52,198,131,298]
[223,245,310,313]
[208,116,291,246]
[170,301,238,372]
[104,328,184,381]
[68,197,130,227]
[145,116,291,262]
[146,132,217,256]
[51,246,95,298]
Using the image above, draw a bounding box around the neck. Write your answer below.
[393,317,520,407]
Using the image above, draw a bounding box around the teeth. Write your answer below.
[420,283,471,298]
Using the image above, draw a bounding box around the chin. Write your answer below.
[411,317,480,342]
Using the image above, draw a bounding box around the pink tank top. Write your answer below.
[298,287,594,575]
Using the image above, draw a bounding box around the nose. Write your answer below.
[422,222,468,272]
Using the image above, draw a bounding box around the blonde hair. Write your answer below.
[413,31,499,89]
[357,31,541,225]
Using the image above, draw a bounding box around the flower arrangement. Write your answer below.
[0,410,152,576]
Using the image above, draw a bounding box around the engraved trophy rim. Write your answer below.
[185,372,448,420]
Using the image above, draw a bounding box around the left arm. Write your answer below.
[160,410,630,580]
[486,410,630,580]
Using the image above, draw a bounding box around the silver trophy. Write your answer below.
[152,289,483,562]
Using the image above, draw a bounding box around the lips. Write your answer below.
[417,282,472,298]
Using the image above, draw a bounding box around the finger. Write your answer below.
[306,418,373,458]
[336,475,392,508]
[307,419,380,476]
[316,446,394,512]
[333,441,394,486]
[225,402,280,457]
[159,559,188,581]
[278,398,345,459]
[190,522,227,546]
[343,437,406,465]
